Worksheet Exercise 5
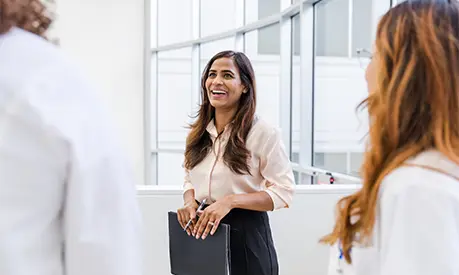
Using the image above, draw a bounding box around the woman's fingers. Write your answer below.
[177,210,185,228]
[194,212,209,239]
[201,219,218,240]
[178,208,195,236]
[210,220,220,236]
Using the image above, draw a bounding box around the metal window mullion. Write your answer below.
[348,0,353,57]
[299,2,314,184]
[279,0,293,158]
[146,0,158,185]
[235,0,245,51]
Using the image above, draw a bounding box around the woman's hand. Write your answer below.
[177,201,199,236]
[194,196,234,240]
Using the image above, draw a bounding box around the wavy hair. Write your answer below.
[0,0,53,37]
[321,0,459,263]
[184,50,256,175]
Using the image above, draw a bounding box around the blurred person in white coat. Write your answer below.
[323,0,459,275]
[0,1,142,275]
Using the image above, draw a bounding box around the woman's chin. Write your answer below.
[209,99,227,109]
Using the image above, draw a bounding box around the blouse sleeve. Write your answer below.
[259,127,295,210]
[183,165,194,193]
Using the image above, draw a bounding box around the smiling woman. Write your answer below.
[176,50,295,275]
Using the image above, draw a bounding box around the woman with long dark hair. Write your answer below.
[177,50,295,275]
[0,1,142,275]
[323,1,459,274]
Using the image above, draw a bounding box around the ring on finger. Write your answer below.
[208,221,215,226]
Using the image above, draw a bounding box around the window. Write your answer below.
[244,25,281,127]
[200,0,238,37]
[157,48,192,150]
[200,37,236,60]
[157,152,186,186]
[244,0,281,55]
[315,0,349,57]
[350,152,364,176]
[245,0,281,25]
[156,47,193,185]
[352,0,373,57]
[313,0,369,174]
[315,153,347,174]
[158,0,192,46]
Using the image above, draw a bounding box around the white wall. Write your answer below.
[138,184,360,275]
[51,0,146,184]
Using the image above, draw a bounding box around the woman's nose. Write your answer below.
[212,76,223,85]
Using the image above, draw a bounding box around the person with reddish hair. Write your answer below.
[323,0,459,274]
[0,1,143,275]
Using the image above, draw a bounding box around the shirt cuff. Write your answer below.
[264,189,290,210]
[183,182,194,193]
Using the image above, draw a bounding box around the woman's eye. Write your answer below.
[224,74,233,79]
[208,73,216,77]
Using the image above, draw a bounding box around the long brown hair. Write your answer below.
[184,50,256,175]
[321,0,459,263]
[0,0,53,37]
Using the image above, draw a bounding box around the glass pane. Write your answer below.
[245,0,281,25]
[352,0,373,57]
[158,0,192,46]
[291,14,300,162]
[157,48,192,149]
[200,37,236,61]
[158,152,186,186]
[315,0,349,57]
[200,0,238,37]
[313,0,369,173]
[244,24,281,127]
[316,153,347,174]
[350,152,364,177]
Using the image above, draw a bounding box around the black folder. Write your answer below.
[168,211,231,275]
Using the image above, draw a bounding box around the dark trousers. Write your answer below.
[219,208,279,275]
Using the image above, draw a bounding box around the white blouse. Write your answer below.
[329,150,459,275]
[183,117,295,210]
[0,28,142,275]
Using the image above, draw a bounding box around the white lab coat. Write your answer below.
[327,150,459,275]
[0,28,142,275]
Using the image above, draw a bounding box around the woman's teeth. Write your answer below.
[212,90,226,95]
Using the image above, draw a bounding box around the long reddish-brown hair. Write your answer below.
[321,0,459,263]
[0,0,53,37]
[184,50,256,175]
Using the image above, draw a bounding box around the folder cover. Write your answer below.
[168,211,231,275]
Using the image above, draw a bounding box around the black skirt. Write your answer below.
[201,204,279,275]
